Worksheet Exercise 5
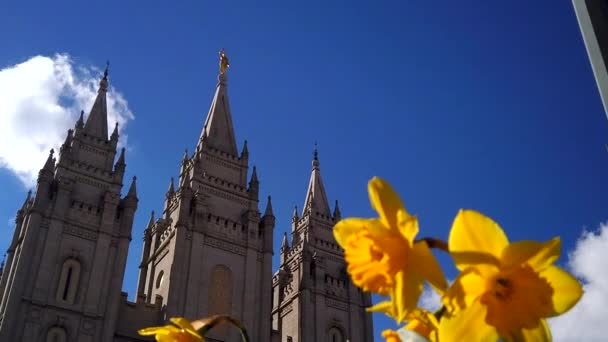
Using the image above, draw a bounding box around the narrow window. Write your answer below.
[56,259,81,304]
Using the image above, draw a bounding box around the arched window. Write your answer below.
[328,327,343,342]
[46,326,67,342]
[56,258,81,304]
[208,265,233,334]
[156,270,164,289]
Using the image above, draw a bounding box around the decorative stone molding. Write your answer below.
[204,236,246,256]
[63,225,98,241]
[325,298,348,311]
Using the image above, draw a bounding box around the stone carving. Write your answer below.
[63,225,98,241]
[204,236,246,256]
[325,298,348,311]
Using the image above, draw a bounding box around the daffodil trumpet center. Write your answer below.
[344,229,408,296]
[492,277,513,300]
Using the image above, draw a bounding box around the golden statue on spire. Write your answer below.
[219,48,230,74]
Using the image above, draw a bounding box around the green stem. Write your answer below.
[417,237,449,252]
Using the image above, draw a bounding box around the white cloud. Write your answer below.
[419,285,442,312]
[0,54,134,187]
[549,222,608,342]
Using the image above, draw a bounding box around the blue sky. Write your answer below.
[0,0,607,340]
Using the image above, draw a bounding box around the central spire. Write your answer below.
[83,61,110,140]
[197,49,238,156]
[302,144,331,217]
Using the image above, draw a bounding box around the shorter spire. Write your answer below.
[115,148,126,166]
[182,149,189,164]
[75,110,84,129]
[111,122,119,140]
[264,195,274,217]
[166,177,175,196]
[21,190,32,210]
[292,205,299,222]
[333,200,341,221]
[281,232,289,251]
[62,129,73,148]
[241,140,249,159]
[43,149,56,171]
[250,166,259,183]
[127,176,137,198]
[147,210,155,229]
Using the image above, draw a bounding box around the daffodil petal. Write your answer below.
[521,319,551,342]
[394,270,424,323]
[410,241,447,293]
[368,177,406,229]
[438,298,498,342]
[333,218,380,247]
[138,326,181,336]
[501,240,545,268]
[397,210,418,244]
[449,210,508,270]
[367,300,394,316]
[525,237,561,272]
[170,317,195,331]
[501,319,551,342]
[540,265,584,316]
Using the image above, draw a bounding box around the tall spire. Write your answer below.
[83,61,110,140]
[302,145,331,217]
[197,50,238,156]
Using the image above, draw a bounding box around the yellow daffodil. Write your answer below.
[404,309,439,342]
[138,317,203,342]
[334,177,447,322]
[440,210,583,342]
[382,329,403,342]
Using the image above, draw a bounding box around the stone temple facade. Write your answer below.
[0,61,374,342]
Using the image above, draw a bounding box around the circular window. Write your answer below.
[156,271,164,289]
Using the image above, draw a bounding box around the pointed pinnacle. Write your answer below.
[116,147,126,166]
[241,140,249,156]
[111,122,119,138]
[182,149,189,163]
[167,177,175,194]
[292,205,299,221]
[313,142,318,161]
[21,190,32,210]
[76,110,84,127]
[127,176,137,197]
[264,195,274,216]
[147,210,155,228]
[281,232,289,250]
[43,149,55,171]
[333,200,341,219]
[251,166,258,183]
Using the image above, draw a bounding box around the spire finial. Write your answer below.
[104,60,110,79]
[219,48,230,74]
[314,141,318,161]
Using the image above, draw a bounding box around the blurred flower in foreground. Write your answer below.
[333,177,447,322]
[404,309,438,342]
[440,210,583,341]
[138,317,202,342]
